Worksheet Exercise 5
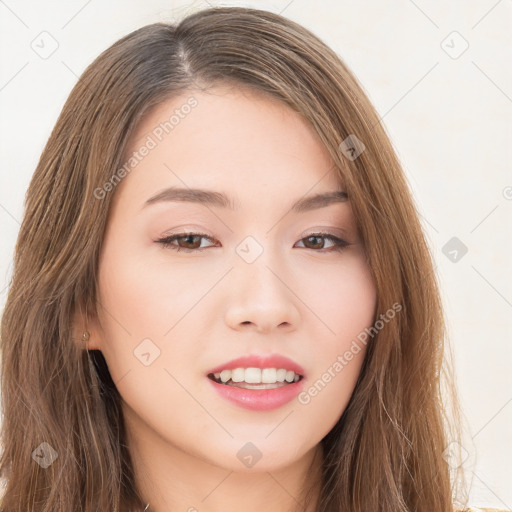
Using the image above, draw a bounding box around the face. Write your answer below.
[82,84,377,474]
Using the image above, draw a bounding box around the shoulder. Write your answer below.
[454,507,512,512]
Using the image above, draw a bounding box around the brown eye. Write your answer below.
[156,231,349,254]
[296,233,349,253]
[302,235,325,250]
[156,233,216,252]
[174,234,204,250]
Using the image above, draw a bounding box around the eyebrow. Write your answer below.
[142,187,348,213]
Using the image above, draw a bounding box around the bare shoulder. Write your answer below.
[454,507,512,512]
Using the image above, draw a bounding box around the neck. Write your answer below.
[125,408,324,512]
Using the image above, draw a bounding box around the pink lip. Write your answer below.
[207,354,306,376]
[206,354,306,412]
[207,378,305,411]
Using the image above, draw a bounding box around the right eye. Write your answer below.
[156,232,218,253]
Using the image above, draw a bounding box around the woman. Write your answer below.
[0,6,505,512]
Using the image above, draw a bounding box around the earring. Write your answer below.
[82,331,90,342]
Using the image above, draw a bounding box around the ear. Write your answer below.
[71,301,102,351]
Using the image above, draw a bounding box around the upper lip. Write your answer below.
[207,354,306,377]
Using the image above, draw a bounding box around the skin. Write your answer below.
[76,84,377,512]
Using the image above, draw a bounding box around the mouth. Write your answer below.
[206,354,306,410]
[207,368,304,390]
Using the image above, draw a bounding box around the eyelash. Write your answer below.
[156,231,349,254]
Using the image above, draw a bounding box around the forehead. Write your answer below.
[113,85,344,212]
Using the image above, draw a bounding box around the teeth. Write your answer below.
[220,369,231,383]
[211,367,301,385]
[262,368,276,383]
[276,369,287,382]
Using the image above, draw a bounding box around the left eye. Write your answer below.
[296,233,349,252]
[156,232,349,253]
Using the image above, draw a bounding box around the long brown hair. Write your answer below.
[0,6,465,511]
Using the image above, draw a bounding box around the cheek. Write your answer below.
[95,244,209,431]
[296,346,366,438]
[296,314,370,438]
[94,235,198,385]
[97,230,209,341]
[293,250,376,426]
[295,247,377,342]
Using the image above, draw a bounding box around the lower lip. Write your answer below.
[207,377,305,411]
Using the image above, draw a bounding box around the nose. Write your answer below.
[224,257,300,334]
